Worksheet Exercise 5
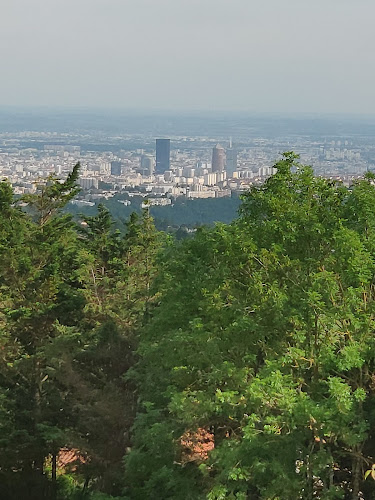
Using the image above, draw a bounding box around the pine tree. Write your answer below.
[0,166,85,499]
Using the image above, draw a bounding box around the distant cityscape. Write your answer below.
[1,111,375,210]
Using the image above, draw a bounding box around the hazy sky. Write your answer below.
[1,0,374,113]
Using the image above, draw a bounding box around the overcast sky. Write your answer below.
[1,0,374,113]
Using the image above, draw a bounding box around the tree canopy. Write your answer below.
[1,154,375,499]
[127,153,375,500]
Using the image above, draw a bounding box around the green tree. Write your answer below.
[58,206,164,496]
[128,153,375,500]
[0,166,85,499]
[0,166,164,499]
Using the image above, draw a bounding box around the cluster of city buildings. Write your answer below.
[0,132,372,206]
[75,139,245,201]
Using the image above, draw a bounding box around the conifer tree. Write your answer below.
[0,165,84,499]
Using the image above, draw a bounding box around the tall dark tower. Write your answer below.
[212,144,226,173]
[110,161,122,176]
[226,137,237,177]
[156,139,170,173]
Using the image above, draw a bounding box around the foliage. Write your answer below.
[4,154,375,499]
[0,168,162,499]
[67,192,241,233]
[127,153,375,499]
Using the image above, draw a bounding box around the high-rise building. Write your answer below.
[111,161,122,176]
[99,161,111,175]
[258,166,276,177]
[226,138,237,177]
[140,155,154,176]
[212,144,226,173]
[79,177,99,190]
[156,139,170,173]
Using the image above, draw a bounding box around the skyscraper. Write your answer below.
[156,139,170,174]
[110,161,122,176]
[141,155,154,176]
[226,138,237,177]
[212,144,226,173]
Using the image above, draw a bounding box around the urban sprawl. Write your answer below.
[0,131,372,208]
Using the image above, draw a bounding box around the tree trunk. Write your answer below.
[352,453,361,500]
[51,453,57,500]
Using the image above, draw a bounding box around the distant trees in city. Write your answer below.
[1,154,375,498]
[67,192,242,233]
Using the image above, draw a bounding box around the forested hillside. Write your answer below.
[67,194,242,233]
[1,153,375,499]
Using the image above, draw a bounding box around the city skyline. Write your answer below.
[0,124,370,201]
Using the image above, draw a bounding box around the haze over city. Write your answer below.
[2,0,375,113]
